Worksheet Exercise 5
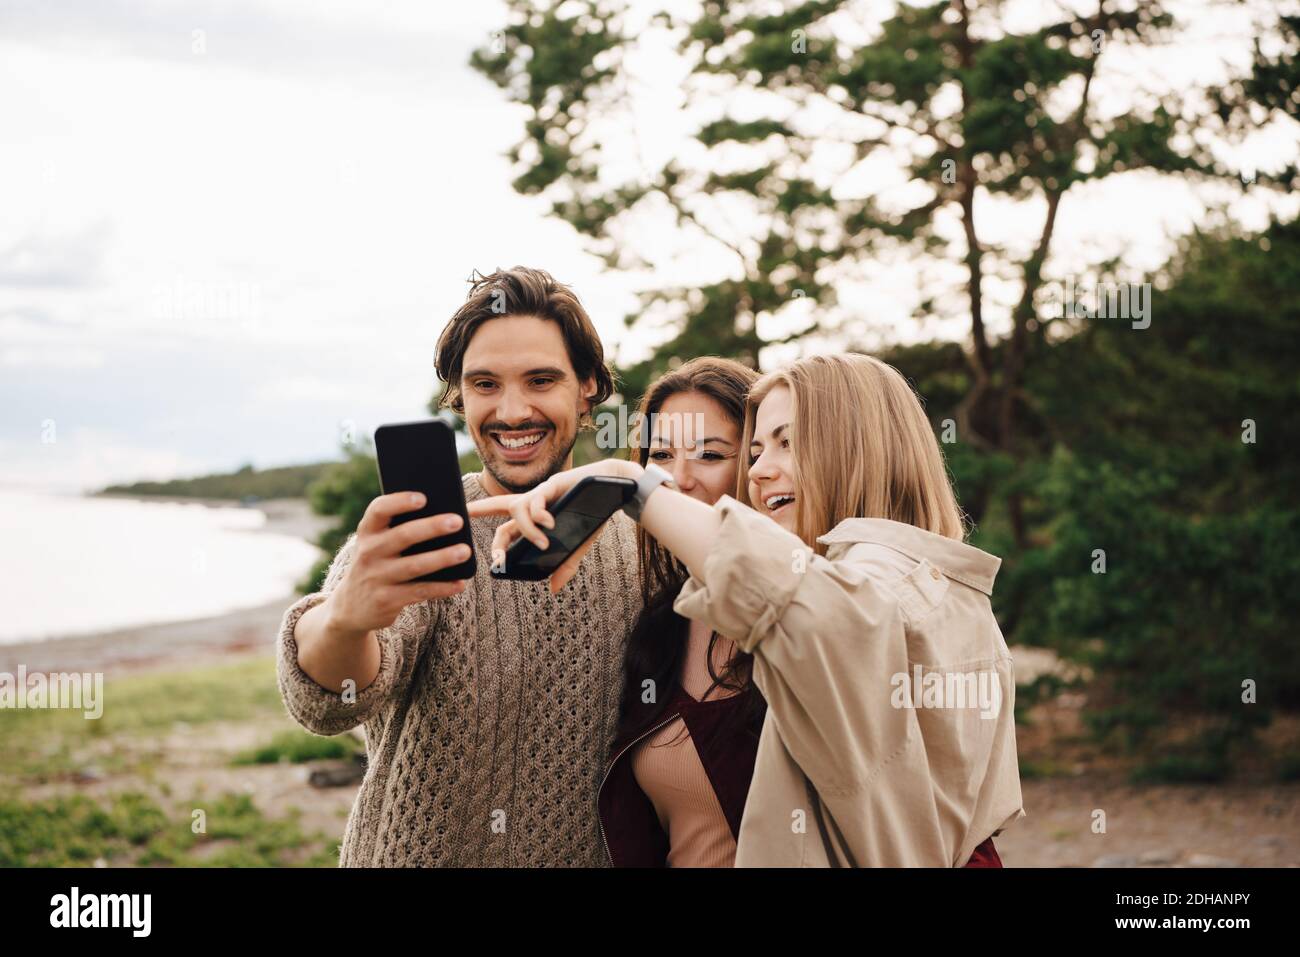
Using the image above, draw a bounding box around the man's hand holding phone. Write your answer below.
[322,491,472,640]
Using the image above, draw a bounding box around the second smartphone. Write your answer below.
[489,475,637,581]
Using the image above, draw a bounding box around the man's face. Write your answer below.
[460,314,596,495]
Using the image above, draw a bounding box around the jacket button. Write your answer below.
[930,567,942,580]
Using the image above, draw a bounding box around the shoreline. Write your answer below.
[90,492,336,542]
[1,495,336,675]
[0,597,300,676]
[7,493,1073,684]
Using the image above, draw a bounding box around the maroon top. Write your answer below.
[597,680,1002,867]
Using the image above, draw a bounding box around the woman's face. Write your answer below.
[747,384,798,533]
[647,391,741,506]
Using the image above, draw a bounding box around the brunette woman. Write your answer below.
[596,356,762,867]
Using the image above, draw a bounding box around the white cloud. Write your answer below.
[0,221,112,288]
[0,428,212,494]
[0,345,107,369]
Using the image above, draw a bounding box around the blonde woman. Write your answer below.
[470,353,1025,866]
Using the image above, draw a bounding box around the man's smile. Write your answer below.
[488,426,552,463]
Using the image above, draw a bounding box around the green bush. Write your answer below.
[233,730,360,766]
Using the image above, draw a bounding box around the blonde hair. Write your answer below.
[737,353,966,551]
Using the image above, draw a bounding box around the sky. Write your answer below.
[0,0,1295,494]
[0,0,649,493]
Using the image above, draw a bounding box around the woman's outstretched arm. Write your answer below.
[467,458,918,795]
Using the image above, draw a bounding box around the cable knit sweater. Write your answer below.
[275,471,642,866]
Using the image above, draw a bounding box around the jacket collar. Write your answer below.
[817,518,1001,597]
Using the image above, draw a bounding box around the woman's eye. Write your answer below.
[700,451,725,461]
[648,450,672,462]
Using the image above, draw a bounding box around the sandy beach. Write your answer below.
[0,497,335,676]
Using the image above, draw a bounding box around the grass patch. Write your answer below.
[1019,758,1069,779]
[1278,753,1300,783]
[0,655,287,787]
[1129,752,1231,785]
[233,730,360,766]
[0,655,353,867]
[0,790,337,867]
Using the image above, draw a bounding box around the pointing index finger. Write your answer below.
[467,495,519,518]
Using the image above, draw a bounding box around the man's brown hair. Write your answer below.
[434,266,616,418]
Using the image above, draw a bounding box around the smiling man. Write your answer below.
[275,266,643,866]
[442,275,602,496]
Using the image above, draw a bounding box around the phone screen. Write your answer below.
[492,476,635,580]
[373,419,476,583]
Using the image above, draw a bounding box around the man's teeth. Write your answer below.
[498,432,545,449]
[765,494,794,510]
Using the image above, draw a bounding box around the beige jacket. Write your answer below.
[673,496,1026,867]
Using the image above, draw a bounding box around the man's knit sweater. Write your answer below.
[275,471,642,866]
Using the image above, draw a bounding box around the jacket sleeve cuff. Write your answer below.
[671,495,812,654]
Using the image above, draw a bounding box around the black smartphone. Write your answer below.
[489,475,637,581]
[373,419,476,583]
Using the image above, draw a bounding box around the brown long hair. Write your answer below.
[738,353,967,553]
[617,356,765,746]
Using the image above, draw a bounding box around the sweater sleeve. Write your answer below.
[671,496,914,796]
[275,532,440,736]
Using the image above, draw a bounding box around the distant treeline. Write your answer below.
[99,462,335,501]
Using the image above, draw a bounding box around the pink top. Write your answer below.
[630,629,741,868]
